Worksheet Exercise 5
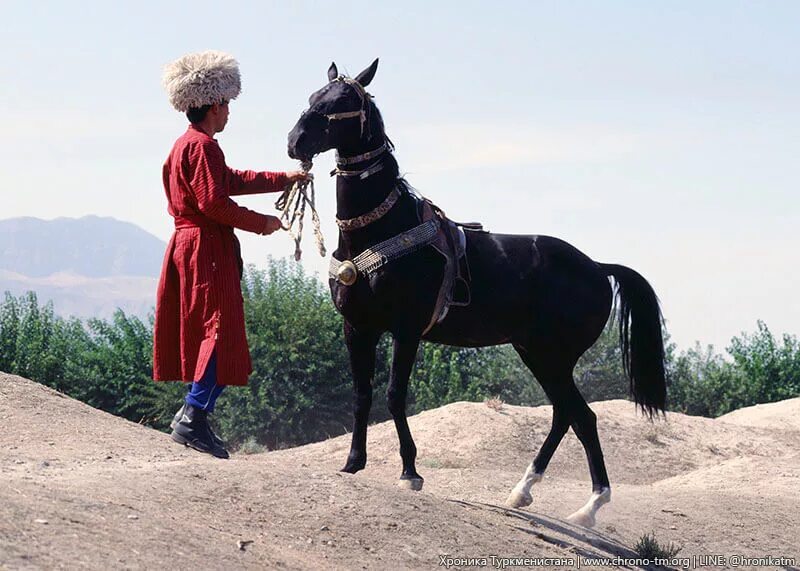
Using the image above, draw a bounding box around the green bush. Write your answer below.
[213,259,392,448]
[668,322,800,417]
[634,531,681,560]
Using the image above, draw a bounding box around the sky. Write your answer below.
[1,1,798,351]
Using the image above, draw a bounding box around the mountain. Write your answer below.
[0,216,165,278]
[0,216,165,319]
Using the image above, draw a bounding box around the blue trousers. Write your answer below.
[185,352,225,413]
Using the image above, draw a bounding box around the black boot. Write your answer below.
[170,404,229,459]
[171,403,225,447]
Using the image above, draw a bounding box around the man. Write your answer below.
[154,51,308,458]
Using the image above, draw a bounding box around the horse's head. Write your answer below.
[288,59,381,161]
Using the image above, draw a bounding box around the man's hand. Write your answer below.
[286,170,313,184]
[262,216,284,235]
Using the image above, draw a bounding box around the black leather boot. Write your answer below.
[171,403,225,447]
[170,404,229,459]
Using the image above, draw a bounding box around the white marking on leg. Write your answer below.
[566,487,611,528]
[505,463,543,508]
[397,478,424,491]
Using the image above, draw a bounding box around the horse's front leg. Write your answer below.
[341,321,380,474]
[387,333,424,490]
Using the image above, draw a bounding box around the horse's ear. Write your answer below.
[327,62,338,82]
[355,58,379,87]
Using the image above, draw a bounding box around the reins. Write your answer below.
[274,160,326,261]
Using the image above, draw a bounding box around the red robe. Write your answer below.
[153,125,287,386]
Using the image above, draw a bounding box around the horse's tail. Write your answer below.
[601,263,667,417]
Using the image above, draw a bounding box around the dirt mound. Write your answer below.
[2,373,799,569]
[717,397,800,431]
[280,400,798,485]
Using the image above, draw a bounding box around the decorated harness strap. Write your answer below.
[329,219,440,283]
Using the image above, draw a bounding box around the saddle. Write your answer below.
[416,197,484,333]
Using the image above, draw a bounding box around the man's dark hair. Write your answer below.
[186,104,212,124]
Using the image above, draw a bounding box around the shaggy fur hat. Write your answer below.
[162,51,241,112]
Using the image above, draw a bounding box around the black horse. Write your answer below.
[287,59,666,527]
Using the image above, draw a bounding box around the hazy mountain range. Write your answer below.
[0,216,165,320]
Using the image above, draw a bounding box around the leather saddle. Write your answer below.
[415,197,484,332]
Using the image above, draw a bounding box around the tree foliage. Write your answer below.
[669,322,800,417]
[409,343,545,413]
[0,291,167,424]
[1,261,799,450]
[214,260,391,448]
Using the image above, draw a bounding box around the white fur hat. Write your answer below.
[162,51,241,112]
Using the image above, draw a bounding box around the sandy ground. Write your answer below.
[1,372,798,570]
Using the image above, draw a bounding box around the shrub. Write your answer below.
[634,531,681,560]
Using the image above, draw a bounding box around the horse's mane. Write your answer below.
[367,94,394,152]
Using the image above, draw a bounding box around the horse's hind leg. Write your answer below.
[506,402,569,508]
[505,345,611,527]
[386,333,424,491]
[341,322,380,474]
[563,387,611,527]
[506,349,571,508]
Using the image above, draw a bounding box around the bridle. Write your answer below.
[319,72,460,332]
[299,75,400,232]
[320,76,391,179]
[324,75,371,139]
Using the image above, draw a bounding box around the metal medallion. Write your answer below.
[337,260,358,285]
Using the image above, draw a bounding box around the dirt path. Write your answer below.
[2,373,798,570]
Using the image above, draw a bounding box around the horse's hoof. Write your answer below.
[341,453,366,474]
[505,488,533,509]
[566,509,596,528]
[398,477,424,491]
[340,462,365,474]
[566,488,609,528]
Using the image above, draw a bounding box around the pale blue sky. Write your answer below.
[1,1,798,350]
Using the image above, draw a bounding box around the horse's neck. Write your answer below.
[335,169,395,220]
[334,139,399,214]
[333,106,393,219]
[334,160,420,256]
